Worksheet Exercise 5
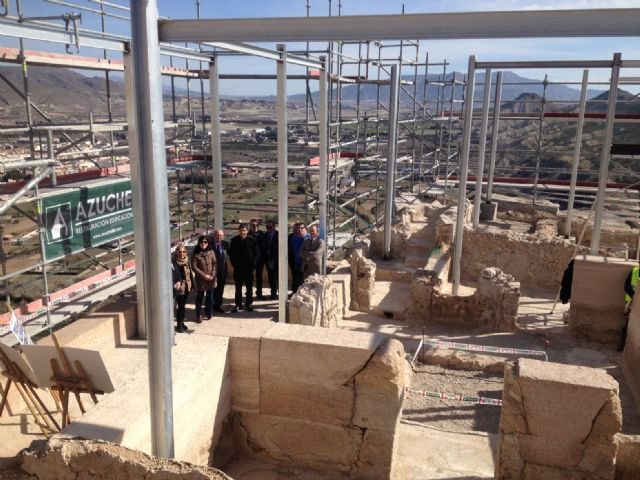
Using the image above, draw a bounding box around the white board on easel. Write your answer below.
[0,343,39,386]
[21,345,114,393]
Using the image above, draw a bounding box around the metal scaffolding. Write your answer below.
[1,0,640,458]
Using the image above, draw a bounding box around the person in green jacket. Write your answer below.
[621,266,640,351]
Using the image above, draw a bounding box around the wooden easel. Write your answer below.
[49,334,103,427]
[0,348,60,437]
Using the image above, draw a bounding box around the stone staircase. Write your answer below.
[404,219,436,269]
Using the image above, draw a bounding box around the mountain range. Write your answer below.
[287,70,609,107]
[1,66,638,124]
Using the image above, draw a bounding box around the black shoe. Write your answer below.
[175,324,188,333]
[230,306,239,313]
[256,294,266,301]
[245,305,254,312]
[214,307,225,314]
[204,315,211,321]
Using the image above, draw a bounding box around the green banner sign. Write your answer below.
[40,180,134,261]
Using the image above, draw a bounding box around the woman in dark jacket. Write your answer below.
[191,235,216,322]
[172,243,194,333]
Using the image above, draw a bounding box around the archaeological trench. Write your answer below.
[6,195,640,480]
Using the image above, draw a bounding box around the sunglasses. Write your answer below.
[199,240,208,244]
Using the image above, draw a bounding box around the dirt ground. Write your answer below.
[1,287,639,479]
[403,363,504,434]
[0,466,35,479]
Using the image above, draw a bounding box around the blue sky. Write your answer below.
[156,0,640,96]
[2,0,639,96]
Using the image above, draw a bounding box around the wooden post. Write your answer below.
[49,334,101,427]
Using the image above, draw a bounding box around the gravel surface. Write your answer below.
[403,363,504,434]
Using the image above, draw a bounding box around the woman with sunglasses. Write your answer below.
[172,243,194,333]
[191,235,217,322]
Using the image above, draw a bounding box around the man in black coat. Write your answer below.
[228,223,259,312]
[260,220,279,299]
[249,219,266,300]
[210,229,229,313]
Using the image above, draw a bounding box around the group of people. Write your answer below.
[170,219,325,333]
[288,222,325,293]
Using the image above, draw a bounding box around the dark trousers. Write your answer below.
[266,261,278,296]
[195,289,213,317]
[174,293,188,323]
[620,306,631,351]
[213,274,226,309]
[234,270,253,307]
[255,260,265,296]
[291,262,304,293]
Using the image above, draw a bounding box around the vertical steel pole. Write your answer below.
[191,171,196,233]
[472,68,491,228]
[319,56,328,265]
[486,71,503,203]
[210,59,224,231]
[452,55,476,295]
[19,56,36,161]
[176,170,182,240]
[89,112,95,146]
[0,224,8,306]
[47,130,57,186]
[129,0,174,459]
[592,53,621,254]
[565,69,589,238]
[532,75,548,204]
[35,187,52,334]
[383,64,400,260]
[277,44,288,323]
[124,52,146,339]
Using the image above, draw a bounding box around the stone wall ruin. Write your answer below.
[369,200,462,262]
[496,358,621,480]
[570,255,635,345]
[21,438,231,480]
[288,274,341,327]
[210,321,411,480]
[461,227,575,291]
[350,235,376,311]
[411,266,520,331]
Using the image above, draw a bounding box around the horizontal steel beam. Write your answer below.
[0,159,57,173]
[475,60,615,69]
[159,9,640,43]
[215,74,314,80]
[0,47,125,70]
[0,47,200,76]
[158,44,211,62]
[0,17,126,51]
[0,167,52,216]
[206,42,322,68]
[0,18,212,62]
